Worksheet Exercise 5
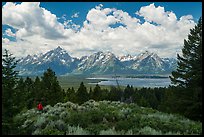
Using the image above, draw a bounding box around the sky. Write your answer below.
[2,2,202,59]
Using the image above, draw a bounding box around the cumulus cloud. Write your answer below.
[2,2,197,59]
[2,2,74,40]
[85,6,119,31]
[136,3,178,27]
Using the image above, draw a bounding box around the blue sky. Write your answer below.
[3,2,201,26]
[2,2,202,58]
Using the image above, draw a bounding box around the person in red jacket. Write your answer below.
[37,102,43,111]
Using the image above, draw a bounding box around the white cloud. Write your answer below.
[136,3,177,27]
[85,6,119,31]
[2,2,197,59]
[71,12,79,18]
[2,2,74,40]
[5,28,16,37]
[2,37,10,44]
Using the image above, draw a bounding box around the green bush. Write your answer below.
[13,100,202,135]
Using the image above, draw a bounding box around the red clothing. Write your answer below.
[37,103,43,110]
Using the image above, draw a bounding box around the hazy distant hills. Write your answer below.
[16,46,177,76]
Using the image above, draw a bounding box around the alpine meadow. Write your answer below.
[2,2,202,135]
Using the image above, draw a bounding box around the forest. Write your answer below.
[2,18,202,135]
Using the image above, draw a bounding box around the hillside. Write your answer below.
[14,100,202,135]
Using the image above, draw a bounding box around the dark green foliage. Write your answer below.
[41,68,64,106]
[75,82,89,104]
[108,86,123,101]
[15,77,26,110]
[24,77,35,109]
[159,86,202,121]
[34,76,42,100]
[124,85,134,103]
[91,84,102,101]
[2,49,19,135]
[64,87,76,103]
[100,88,110,100]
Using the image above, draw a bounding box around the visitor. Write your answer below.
[37,102,43,111]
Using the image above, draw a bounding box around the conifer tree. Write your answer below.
[92,84,102,101]
[64,87,76,103]
[34,76,42,100]
[170,18,202,88]
[76,82,89,104]
[15,77,26,110]
[24,77,35,109]
[168,17,202,121]
[2,49,19,134]
[41,68,63,106]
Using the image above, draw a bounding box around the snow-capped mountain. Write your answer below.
[73,51,126,74]
[16,47,177,76]
[16,46,79,75]
[120,51,177,74]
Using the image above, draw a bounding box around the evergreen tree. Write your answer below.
[170,18,202,88]
[70,87,77,103]
[64,87,76,103]
[64,88,71,102]
[124,85,134,102]
[2,49,19,134]
[167,18,202,121]
[41,68,63,106]
[76,82,89,104]
[34,76,42,101]
[92,84,102,101]
[15,77,26,110]
[100,88,109,101]
[108,86,122,101]
[24,77,35,109]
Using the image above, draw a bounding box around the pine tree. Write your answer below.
[170,17,202,88]
[168,17,202,121]
[76,82,89,104]
[109,86,123,101]
[124,85,134,102]
[70,87,77,103]
[64,88,71,102]
[15,77,26,110]
[34,76,42,101]
[64,87,76,103]
[92,84,102,101]
[2,49,19,134]
[41,68,63,106]
[24,77,35,109]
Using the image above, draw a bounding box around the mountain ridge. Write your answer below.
[16,46,177,76]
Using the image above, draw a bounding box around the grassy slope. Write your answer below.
[14,100,202,135]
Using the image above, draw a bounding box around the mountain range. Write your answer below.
[16,46,177,76]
